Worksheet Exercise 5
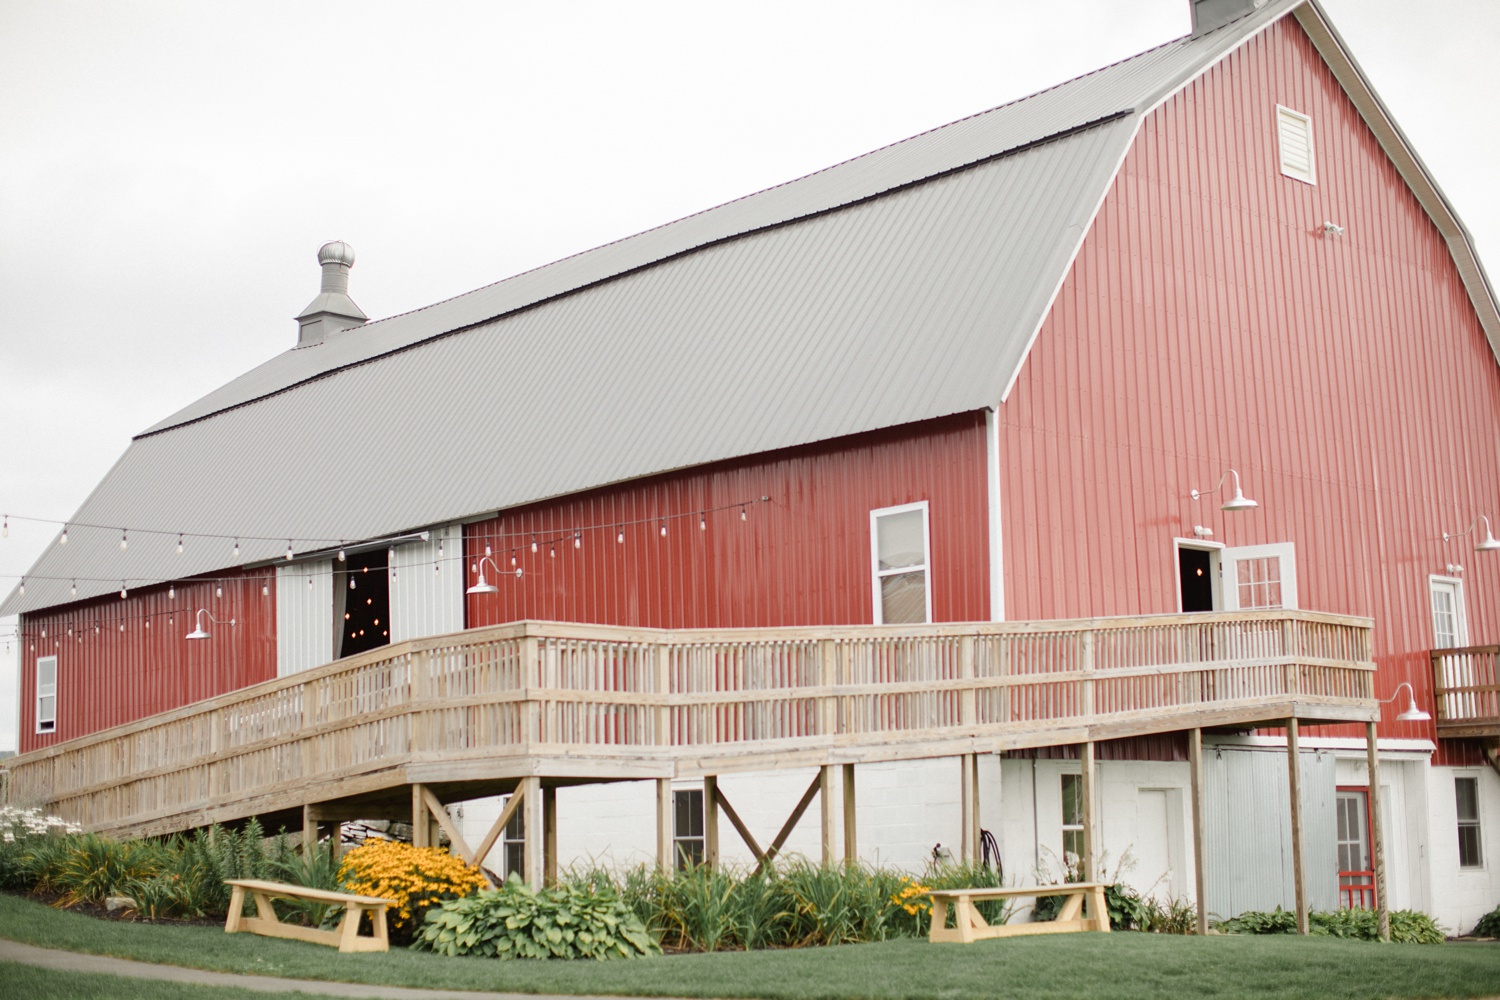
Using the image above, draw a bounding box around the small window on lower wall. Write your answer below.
[673,788,705,869]
[1457,776,1483,868]
[501,797,525,878]
[35,656,57,734]
[1061,773,1084,863]
[871,502,931,625]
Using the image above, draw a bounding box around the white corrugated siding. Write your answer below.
[1204,747,1338,917]
[390,525,463,642]
[276,561,333,676]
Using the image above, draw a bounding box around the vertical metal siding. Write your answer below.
[276,562,334,676]
[1204,747,1337,917]
[998,18,1500,765]
[16,571,276,754]
[466,414,990,630]
[391,524,463,642]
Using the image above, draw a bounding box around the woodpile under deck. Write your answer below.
[4,610,1376,843]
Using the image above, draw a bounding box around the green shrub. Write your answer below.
[1473,903,1500,938]
[414,874,659,960]
[1220,906,1443,944]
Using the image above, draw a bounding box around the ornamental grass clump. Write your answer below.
[339,840,487,942]
[414,874,660,960]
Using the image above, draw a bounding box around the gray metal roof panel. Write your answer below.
[140,3,1295,437]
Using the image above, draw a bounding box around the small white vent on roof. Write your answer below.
[1276,105,1315,185]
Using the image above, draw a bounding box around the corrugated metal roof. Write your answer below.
[17,0,1490,617]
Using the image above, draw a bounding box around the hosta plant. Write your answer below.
[415,874,659,960]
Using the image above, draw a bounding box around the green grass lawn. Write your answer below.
[0,962,311,1000]
[0,893,1496,1000]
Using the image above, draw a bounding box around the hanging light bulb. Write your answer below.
[531,536,539,554]
[700,516,707,531]
[70,580,77,597]
[215,585,223,598]
[285,541,294,561]
[741,507,747,522]
[617,527,625,543]
[118,622,125,632]
[40,628,45,638]
[510,552,518,567]
[233,539,240,559]
[1,515,7,538]
[168,585,176,600]
[59,524,67,545]
[337,546,346,562]
[119,529,128,551]
[66,626,72,637]
[262,583,269,596]
[307,576,313,590]
[349,576,356,590]
[17,577,24,595]
[144,619,150,629]
[120,584,128,599]
[177,533,184,555]
[574,533,582,549]
[438,538,444,557]
[660,521,667,537]
[549,544,556,558]
[485,544,493,557]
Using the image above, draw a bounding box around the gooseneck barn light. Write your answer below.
[466,555,521,595]
[185,608,236,641]
[1443,515,1500,553]
[1190,469,1258,511]
[1382,681,1432,723]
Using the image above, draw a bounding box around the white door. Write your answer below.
[1221,543,1298,611]
[1430,577,1471,720]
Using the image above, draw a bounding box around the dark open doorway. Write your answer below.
[1178,546,1216,613]
[338,548,391,658]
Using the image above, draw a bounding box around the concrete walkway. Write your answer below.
[0,939,707,1000]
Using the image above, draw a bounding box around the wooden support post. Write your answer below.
[704,776,720,869]
[1366,721,1389,942]
[522,776,544,890]
[960,753,980,865]
[842,763,857,864]
[543,785,558,886]
[819,765,834,866]
[656,778,674,871]
[411,784,428,848]
[1189,728,1208,936]
[1081,741,1097,884]
[1286,718,1308,935]
[302,803,318,853]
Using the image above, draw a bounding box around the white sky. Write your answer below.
[2,0,1497,751]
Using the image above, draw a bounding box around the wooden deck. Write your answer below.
[1432,645,1500,738]
[2,611,1376,840]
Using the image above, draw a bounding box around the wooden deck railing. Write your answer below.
[4,611,1375,837]
[1432,645,1500,738]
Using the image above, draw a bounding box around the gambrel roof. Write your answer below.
[6,0,1497,615]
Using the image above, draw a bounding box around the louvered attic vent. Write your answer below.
[1277,105,1315,184]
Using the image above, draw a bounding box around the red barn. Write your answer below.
[5,0,1499,933]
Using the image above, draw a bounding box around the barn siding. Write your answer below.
[465,413,991,629]
[16,570,277,754]
[998,17,1500,764]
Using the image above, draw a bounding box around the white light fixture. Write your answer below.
[1190,469,1258,511]
[1443,514,1500,553]
[185,608,235,641]
[1382,681,1431,723]
[467,556,501,595]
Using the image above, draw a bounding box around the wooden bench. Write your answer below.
[926,883,1112,943]
[224,879,395,953]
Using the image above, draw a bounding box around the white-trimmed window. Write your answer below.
[1277,105,1316,184]
[1430,576,1468,649]
[673,788,705,869]
[35,655,57,734]
[1061,773,1084,862]
[1456,776,1483,868]
[870,502,931,625]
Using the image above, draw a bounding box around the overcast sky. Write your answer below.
[2,0,1497,750]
